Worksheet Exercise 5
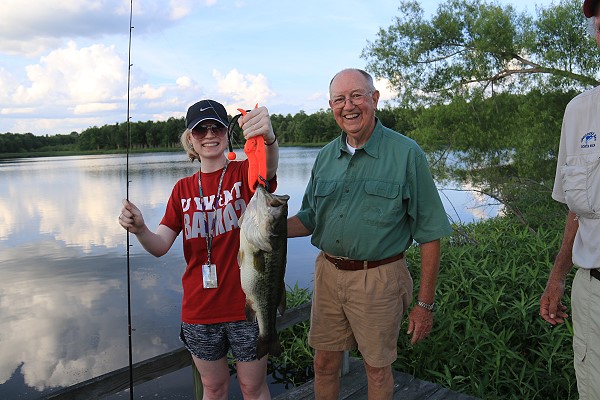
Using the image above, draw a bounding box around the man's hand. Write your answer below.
[540,277,569,325]
[407,305,434,345]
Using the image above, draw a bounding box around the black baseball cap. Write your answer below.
[584,0,599,17]
[185,99,229,130]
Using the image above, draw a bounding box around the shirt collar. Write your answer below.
[337,118,382,159]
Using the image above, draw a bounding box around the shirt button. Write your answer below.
[339,214,343,218]
[345,188,349,193]
[336,240,340,244]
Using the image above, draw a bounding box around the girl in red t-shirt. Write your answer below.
[119,99,279,399]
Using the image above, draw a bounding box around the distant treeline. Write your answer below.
[0,90,575,159]
[0,110,342,154]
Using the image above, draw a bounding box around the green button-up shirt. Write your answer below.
[296,120,452,261]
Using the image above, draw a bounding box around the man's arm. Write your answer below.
[288,215,312,238]
[540,210,578,325]
[407,239,441,345]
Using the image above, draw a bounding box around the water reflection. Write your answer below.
[0,148,497,398]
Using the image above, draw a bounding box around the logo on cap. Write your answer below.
[186,100,229,130]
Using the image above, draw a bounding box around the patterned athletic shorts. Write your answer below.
[180,320,260,362]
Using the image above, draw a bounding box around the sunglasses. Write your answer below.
[191,124,228,139]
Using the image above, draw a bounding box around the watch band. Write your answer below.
[416,300,435,312]
[264,134,277,146]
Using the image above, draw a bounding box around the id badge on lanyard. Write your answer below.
[198,162,228,289]
[202,263,218,288]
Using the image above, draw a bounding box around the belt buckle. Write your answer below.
[332,256,345,269]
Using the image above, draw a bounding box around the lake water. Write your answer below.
[0,148,498,398]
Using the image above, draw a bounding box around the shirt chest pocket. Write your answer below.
[561,155,600,219]
[361,181,401,226]
[314,181,337,205]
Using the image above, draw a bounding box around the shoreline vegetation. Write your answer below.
[0,142,327,160]
[279,214,575,399]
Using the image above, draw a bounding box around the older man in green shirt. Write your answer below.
[288,68,452,400]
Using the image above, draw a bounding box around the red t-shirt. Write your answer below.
[160,159,276,324]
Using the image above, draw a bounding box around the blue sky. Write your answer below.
[0,0,556,136]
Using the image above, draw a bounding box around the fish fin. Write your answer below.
[256,334,282,359]
[277,286,286,317]
[244,302,256,322]
[237,248,244,268]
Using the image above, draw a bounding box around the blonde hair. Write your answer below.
[180,128,199,162]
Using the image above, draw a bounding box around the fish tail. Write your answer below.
[256,334,282,359]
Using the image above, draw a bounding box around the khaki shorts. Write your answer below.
[572,268,600,400]
[308,251,413,367]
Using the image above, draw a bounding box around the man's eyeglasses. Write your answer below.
[330,91,372,109]
[191,124,227,139]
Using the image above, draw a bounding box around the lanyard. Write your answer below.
[198,161,228,265]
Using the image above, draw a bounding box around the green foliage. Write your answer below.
[408,89,575,231]
[269,216,578,399]
[269,284,314,387]
[534,0,599,83]
[362,0,600,105]
[0,132,79,154]
[398,216,577,399]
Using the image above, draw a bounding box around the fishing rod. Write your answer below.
[125,0,134,398]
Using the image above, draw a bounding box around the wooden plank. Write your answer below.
[341,351,350,375]
[276,358,481,400]
[276,301,311,331]
[273,383,316,400]
[46,348,191,400]
[392,371,443,399]
[338,358,368,399]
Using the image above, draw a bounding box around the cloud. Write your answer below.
[0,241,184,390]
[176,76,194,89]
[73,103,120,114]
[0,0,191,56]
[374,77,399,102]
[0,38,220,134]
[132,84,168,100]
[213,68,276,113]
[308,91,326,101]
[12,42,125,106]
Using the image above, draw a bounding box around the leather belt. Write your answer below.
[591,269,600,281]
[324,252,404,271]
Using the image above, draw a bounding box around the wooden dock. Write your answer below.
[274,357,480,400]
[45,302,479,400]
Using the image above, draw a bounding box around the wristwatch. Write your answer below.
[416,300,435,312]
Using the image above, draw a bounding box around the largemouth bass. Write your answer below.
[238,185,289,359]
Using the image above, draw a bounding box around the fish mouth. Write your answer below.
[256,185,290,207]
[269,198,286,206]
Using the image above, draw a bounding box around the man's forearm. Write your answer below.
[417,240,441,304]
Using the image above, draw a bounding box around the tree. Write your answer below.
[362,0,600,105]
[408,90,576,230]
